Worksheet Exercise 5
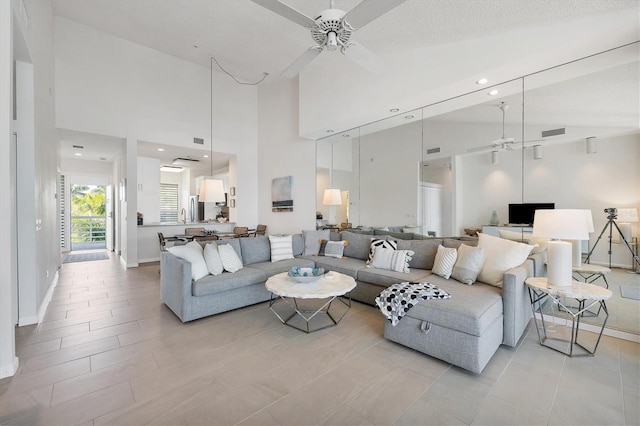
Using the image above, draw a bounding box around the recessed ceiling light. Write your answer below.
[326,130,334,133]
[476,78,488,85]
[488,89,500,96]
[157,148,164,151]
[203,154,209,158]
[405,115,414,119]
[74,153,82,156]
[390,108,399,112]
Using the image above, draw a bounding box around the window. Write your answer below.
[160,183,179,223]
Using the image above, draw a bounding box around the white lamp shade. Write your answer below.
[617,208,639,223]
[323,189,342,206]
[584,209,594,233]
[198,179,225,203]
[532,209,589,240]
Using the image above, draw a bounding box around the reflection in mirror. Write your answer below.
[523,43,639,334]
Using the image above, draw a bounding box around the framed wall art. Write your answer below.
[272,175,293,212]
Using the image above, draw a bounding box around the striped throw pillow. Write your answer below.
[366,238,397,267]
[432,244,458,279]
[370,247,414,273]
[218,243,243,273]
[269,235,294,262]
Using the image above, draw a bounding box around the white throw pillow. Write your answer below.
[218,243,243,273]
[451,244,485,285]
[167,241,209,280]
[302,229,330,255]
[477,233,534,287]
[203,243,224,276]
[370,247,414,273]
[366,238,397,266]
[432,245,458,279]
[269,235,294,262]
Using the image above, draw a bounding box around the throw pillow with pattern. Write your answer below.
[432,244,458,279]
[366,238,397,267]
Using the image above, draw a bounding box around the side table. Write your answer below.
[572,264,611,288]
[525,277,612,356]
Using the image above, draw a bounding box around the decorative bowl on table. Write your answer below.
[217,217,227,223]
[288,267,325,283]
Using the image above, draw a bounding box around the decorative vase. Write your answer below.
[490,210,499,226]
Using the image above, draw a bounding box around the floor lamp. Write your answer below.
[323,189,342,227]
[533,209,589,286]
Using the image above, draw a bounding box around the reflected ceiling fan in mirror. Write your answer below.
[251,0,407,77]
[467,102,544,153]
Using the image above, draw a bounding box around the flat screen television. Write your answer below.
[508,203,555,226]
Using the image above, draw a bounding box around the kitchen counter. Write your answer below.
[138,222,236,263]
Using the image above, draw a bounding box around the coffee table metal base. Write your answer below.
[268,293,351,333]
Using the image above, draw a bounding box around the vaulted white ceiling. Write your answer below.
[51,0,638,81]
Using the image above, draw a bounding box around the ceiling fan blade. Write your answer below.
[344,42,386,74]
[250,0,316,28]
[342,0,407,29]
[281,46,323,78]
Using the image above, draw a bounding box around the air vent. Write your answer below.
[541,128,565,138]
[426,147,441,155]
[172,157,200,166]
[72,145,84,149]
[193,137,204,145]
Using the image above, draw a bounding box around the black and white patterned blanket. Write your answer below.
[375,282,451,326]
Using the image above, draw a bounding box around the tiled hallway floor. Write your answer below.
[1,254,638,425]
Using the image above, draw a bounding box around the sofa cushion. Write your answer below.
[405,274,503,337]
[167,241,209,280]
[374,229,414,240]
[370,247,414,273]
[341,231,375,260]
[269,235,295,262]
[218,244,244,273]
[477,233,534,287]
[357,267,431,287]
[396,239,442,270]
[318,240,347,258]
[451,244,484,285]
[313,256,367,279]
[432,245,457,279]
[366,238,397,266]
[203,243,224,276]
[192,267,267,296]
[292,233,305,256]
[248,258,315,278]
[443,237,478,248]
[302,229,330,255]
[239,236,271,265]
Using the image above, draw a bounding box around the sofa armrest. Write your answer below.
[501,258,534,347]
[160,251,193,322]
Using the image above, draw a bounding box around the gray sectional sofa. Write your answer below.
[160,230,542,373]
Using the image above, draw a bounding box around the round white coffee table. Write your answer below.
[525,277,612,357]
[265,271,356,333]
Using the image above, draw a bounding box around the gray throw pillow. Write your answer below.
[302,229,330,255]
[451,244,485,285]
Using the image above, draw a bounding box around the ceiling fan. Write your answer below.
[467,102,545,153]
[251,0,407,77]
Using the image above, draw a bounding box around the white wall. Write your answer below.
[257,78,316,235]
[55,17,259,263]
[1,0,58,377]
[298,9,639,139]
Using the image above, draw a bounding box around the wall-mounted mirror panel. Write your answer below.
[522,43,639,334]
[316,42,638,335]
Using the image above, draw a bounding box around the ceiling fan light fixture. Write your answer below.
[491,151,499,165]
[326,32,338,51]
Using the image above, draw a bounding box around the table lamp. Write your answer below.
[616,208,638,243]
[533,209,589,286]
[571,209,594,268]
[323,188,342,226]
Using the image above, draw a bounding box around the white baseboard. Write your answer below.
[18,315,38,326]
[37,270,59,324]
[0,356,20,379]
[119,256,138,268]
[138,257,160,264]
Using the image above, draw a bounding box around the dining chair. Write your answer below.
[193,235,219,242]
[157,232,167,251]
[340,222,352,230]
[252,224,267,237]
[185,227,206,235]
[233,226,249,238]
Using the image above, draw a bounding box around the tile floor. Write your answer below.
[0,253,638,425]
